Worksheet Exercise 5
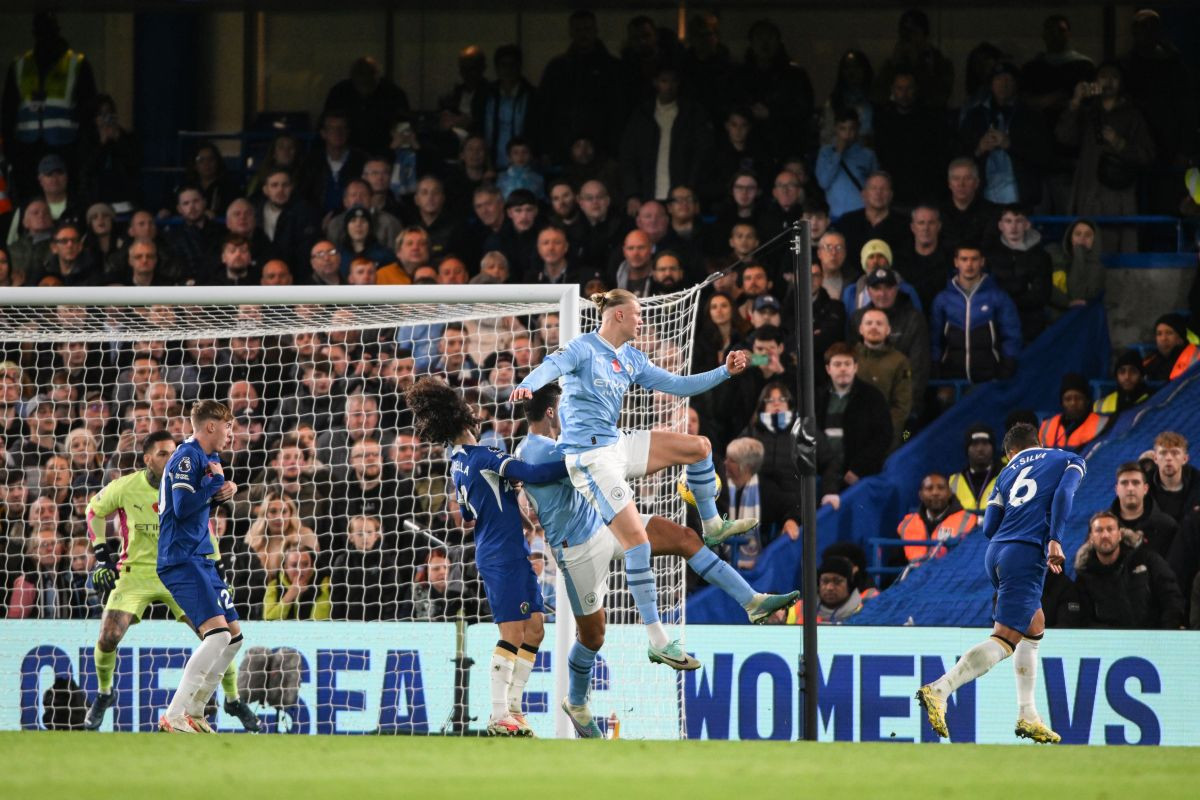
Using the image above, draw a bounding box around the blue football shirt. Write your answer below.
[986,447,1086,547]
[157,437,224,567]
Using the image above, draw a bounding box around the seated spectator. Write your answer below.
[260,259,292,286]
[106,238,171,287]
[984,205,1053,342]
[325,179,402,253]
[1095,349,1150,414]
[816,343,891,507]
[841,242,923,315]
[894,204,953,312]
[948,423,1000,515]
[318,390,387,482]
[231,491,319,617]
[733,263,775,323]
[1073,511,1184,629]
[330,436,400,548]
[402,547,480,622]
[835,172,913,264]
[931,244,1021,383]
[853,307,912,448]
[411,175,463,261]
[64,428,104,495]
[485,189,541,278]
[783,556,863,624]
[8,199,54,286]
[573,180,624,273]
[896,473,978,564]
[262,544,331,621]
[330,514,403,621]
[940,158,998,254]
[720,437,767,570]
[815,108,877,219]
[207,234,258,287]
[780,261,846,374]
[337,206,394,276]
[495,137,545,201]
[525,224,579,285]
[815,230,852,302]
[647,250,686,296]
[234,432,330,534]
[6,525,74,619]
[1048,219,1104,315]
[609,229,654,296]
[347,256,377,286]
[719,325,795,448]
[1143,313,1198,382]
[1111,461,1178,559]
[17,397,63,472]
[692,291,748,375]
[710,172,764,250]
[25,221,98,287]
[1038,373,1108,451]
[821,541,879,603]
[1148,431,1200,524]
[165,185,224,284]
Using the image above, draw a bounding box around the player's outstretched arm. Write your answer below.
[635,361,733,398]
[512,340,583,401]
[500,456,568,485]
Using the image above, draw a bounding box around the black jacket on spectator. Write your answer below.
[329,541,405,621]
[740,417,801,538]
[323,78,410,154]
[1167,513,1200,623]
[24,252,101,287]
[1074,537,1185,629]
[1110,495,1179,561]
[257,198,320,274]
[1149,464,1200,525]
[959,99,1052,209]
[940,196,998,253]
[165,219,225,284]
[536,42,625,160]
[619,97,714,202]
[983,233,1053,343]
[836,209,914,270]
[573,213,626,273]
[815,377,892,480]
[298,146,368,217]
[1041,569,1086,627]
[873,102,949,205]
[894,243,953,312]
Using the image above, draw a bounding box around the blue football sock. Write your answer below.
[567,641,598,706]
[623,542,665,635]
[686,454,720,522]
[687,547,756,607]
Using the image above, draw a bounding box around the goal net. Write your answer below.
[0,283,704,738]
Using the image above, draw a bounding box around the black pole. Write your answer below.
[787,220,820,741]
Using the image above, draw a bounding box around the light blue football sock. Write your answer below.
[567,641,598,706]
[624,543,667,648]
[687,547,756,607]
[686,454,720,523]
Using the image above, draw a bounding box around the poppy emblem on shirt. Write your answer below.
[611,358,622,373]
[152,502,159,513]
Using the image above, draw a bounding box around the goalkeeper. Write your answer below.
[82,431,259,733]
[516,384,798,738]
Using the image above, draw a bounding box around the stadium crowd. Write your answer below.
[1,8,1200,628]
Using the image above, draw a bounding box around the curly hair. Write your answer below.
[404,377,477,443]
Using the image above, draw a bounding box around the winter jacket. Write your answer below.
[984,228,1053,342]
[619,96,714,202]
[1109,495,1179,561]
[853,343,912,447]
[1049,219,1105,313]
[930,275,1022,382]
[849,293,931,412]
[1074,534,1185,629]
[815,378,892,480]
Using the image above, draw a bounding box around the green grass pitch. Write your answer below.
[3,732,1196,800]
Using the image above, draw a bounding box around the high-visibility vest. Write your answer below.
[14,49,83,146]
[1094,390,1148,414]
[1039,412,1107,450]
[1170,343,1199,381]
[947,471,996,515]
[897,510,977,563]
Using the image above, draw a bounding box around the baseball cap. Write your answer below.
[344,205,370,223]
[865,267,898,288]
[859,239,893,270]
[753,294,781,313]
[38,154,67,175]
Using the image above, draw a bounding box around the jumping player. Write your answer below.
[156,401,243,734]
[82,431,259,732]
[916,422,1084,744]
[517,384,799,737]
[404,377,568,737]
[511,288,755,671]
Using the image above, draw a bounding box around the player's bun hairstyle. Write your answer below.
[190,399,233,424]
[1002,422,1039,455]
[403,377,477,444]
[523,383,563,423]
[591,288,638,315]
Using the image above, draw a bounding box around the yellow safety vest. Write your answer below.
[947,471,996,515]
[14,49,83,146]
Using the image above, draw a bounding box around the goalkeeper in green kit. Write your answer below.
[82,431,260,732]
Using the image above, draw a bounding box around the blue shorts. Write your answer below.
[158,558,239,625]
[984,540,1046,632]
[477,559,544,624]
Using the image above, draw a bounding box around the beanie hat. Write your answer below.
[1059,372,1091,400]
[817,556,854,584]
[1114,349,1145,375]
[859,239,893,271]
[1154,313,1188,343]
[964,422,995,451]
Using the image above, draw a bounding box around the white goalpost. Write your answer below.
[0,282,705,738]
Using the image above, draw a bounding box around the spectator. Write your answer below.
[233,490,320,617]
[183,141,240,218]
[815,108,877,219]
[255,167,319,272]
[6,525,74,619]
[692,291,748,374]
[1055,63,1155,253]
[330,435,400,548]
[1038,373,1108,451]
[739,382,803,545]
[1111,461,1178,559]
[847,263,929,414]
[1074,510,1184,629]
[259,259,292,286]
[853,307,912,448]
[783,260,847,375]
[730,19,815,156]
[721,325,795,446]
[820,49,875,145]
[1149,432,1200,525]
[330,514,403,621]
[299,110,367,216]
[842,242,923,317]
[619,64,714,204]
[1048,219,1105,315]
[8,154,84,247]
[874,8,953,110]
[235,433,329,535]
[959,62,1051,207]
[470,44,532,168]
[721,437,767,570]
[426,322,479,389]
[165,185,223,284]
[712,171,764,249]
[573,180,623,273]
[940,158,998,254]
[984,205,1053,342]
[485,188,541,279]
[783,556,863,624]
[262,544,331,621]
[326,178,402,254]
[609,229,654,297]
[946,423,1001,516]
[402,547,480,622]
[835,172,912,264]
[873,72,949,205]
[709,108,773,205]
[816,343,891,507]
[81,203,123,270]
[16,397,60,472]
[1143,314,1198,382]
[648,250,685,296]
[246,132,300,200]
[815,230,851,302]
[931,244,1022,383]
[378,225,427,285]
[896,472,978,564]
[106,238,169,287]
[25,220,98,287]
[495,136,545,201]
[665,186,708,265]
[323,55,408,153]
[337,206,394,276]
[1095,349,1150,415]
[7,199,53,284]
[525,224,578,285]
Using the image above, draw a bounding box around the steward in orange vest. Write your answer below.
[1039,372,1107,451]
[896,473,978,563]
[1143,313,1198,382]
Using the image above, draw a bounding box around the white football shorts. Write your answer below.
[565,430,651,523]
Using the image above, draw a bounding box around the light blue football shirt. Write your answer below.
[514,433,604,549]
